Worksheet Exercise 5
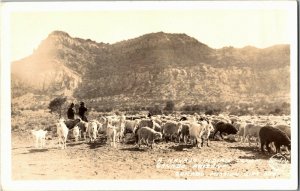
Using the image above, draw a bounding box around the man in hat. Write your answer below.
[78,102,88,122]
[67,103,76,120]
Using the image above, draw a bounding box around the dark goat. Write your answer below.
[259,126,290,153]
[213,121,238,139]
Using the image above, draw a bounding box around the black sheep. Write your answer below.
[178,123,190,144]
[179,116,188,121]
[213,121,238,139]
[259,126,291,153]
[64,118,82,129]
[275,125,291,138]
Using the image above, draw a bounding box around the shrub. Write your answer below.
[105,107,113,112]
[164,100,175,111]
[269,108,283,115]
[205,109,214,115]
[148,105,163,115]
[182,105,192,112]
[48,97,67,118]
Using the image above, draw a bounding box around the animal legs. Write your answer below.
[213,130,218,139]
[260,142,264,153]
[266,141,271,153]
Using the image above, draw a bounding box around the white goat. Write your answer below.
[56,118,69,149]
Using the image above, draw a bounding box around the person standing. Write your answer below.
[147,112,152,118]
[78,102,88,122]
[67,103,75,120]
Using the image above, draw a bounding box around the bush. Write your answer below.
[164,100,175,111]
[105,107,113,112]
[229,109,250,116]
[205,109,214,115]
[48,97,67,118]
[205,108,221,115]
[148,105,163,115]
[269,108,283,115]
[182,105,192,112]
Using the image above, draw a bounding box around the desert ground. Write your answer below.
[11,125,291,180]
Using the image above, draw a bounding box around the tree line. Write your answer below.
[47,97,290,117]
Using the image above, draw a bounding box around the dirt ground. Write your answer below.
[11,131,291,180]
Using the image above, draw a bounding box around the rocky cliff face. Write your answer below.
[11,31,290,108]
[11,31,108,97]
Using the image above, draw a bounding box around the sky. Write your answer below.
[4,1,296,61]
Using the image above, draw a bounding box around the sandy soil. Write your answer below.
[11,131,291,180]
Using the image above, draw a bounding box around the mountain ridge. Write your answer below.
[11,31,290,109]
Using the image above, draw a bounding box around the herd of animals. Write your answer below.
[30,113,291,155]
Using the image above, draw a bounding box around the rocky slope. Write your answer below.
[11,31,290,109]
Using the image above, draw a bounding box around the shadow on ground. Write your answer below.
[169,144,195,151]
[88,137,107,149]
[67,141,86,147]
[21,148,49,154]
[229,146,272,160]
[119,147,147,152]
[12,146,32,150]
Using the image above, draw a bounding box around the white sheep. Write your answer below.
[189,120,214,148]
[106,115,126,143]
[243,123,263,146]
[86,121,98,143]
[137,126,162,149]
[31,129,47,148]
[73,126,80,142]
[106,125,117,148]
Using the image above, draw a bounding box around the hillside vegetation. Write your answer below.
[11,31,290,112]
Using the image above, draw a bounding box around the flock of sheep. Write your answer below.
[31,113,291,155]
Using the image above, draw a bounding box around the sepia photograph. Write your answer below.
[0,1,298,190]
